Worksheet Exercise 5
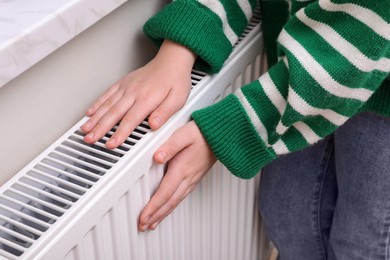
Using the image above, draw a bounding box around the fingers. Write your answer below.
[82,85,170,148]
[138,122,216,231]
[146,184,195,231]
[153,123,192,164]
[81,82,124,134]
[85,83,120,117]
[106,100,153,148]
[138,127,193,231]
[138,171,192,231]
[82,92,134,144]
[148,89,189,130]
[81,52,193,149]
[83,87,189,149]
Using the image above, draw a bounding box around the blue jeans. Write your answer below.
[259,112,390,260]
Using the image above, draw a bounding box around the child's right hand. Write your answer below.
[81,40,197,149]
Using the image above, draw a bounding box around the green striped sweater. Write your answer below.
[144,0,390,179]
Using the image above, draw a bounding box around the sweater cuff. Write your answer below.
[143,0,233,74]
[192,94,276,179]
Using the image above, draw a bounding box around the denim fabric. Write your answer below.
[259,112,390,260]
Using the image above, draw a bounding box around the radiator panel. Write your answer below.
[61,158,266,260]
[0,13,271,260]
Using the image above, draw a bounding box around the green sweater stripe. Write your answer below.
[259,0,290,65]
[219,0,251,36]
[280,127,309,152]
[240,80,282,144]
[281,103,339,139]
[291,0,317,14]
[192,94,276,179]
[305,3,390,59]
[281,49,364,116]
[285,14,388,90]
[280,103,339,135]
[144,0,232,73]
[267,59,290,98]
[248,0,257,10]
[145,0,390,178]
[334,0,390,19]
[362,77,390,115]
[303,116,338,139]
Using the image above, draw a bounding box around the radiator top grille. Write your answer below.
[0,8,260,259]
[0,80,210,260]
[0,123,154,259]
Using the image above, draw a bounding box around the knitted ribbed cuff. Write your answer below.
[192,94,276,179]
[143,0,233,74]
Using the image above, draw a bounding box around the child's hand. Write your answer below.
[138,121,217,231]
[81,40,196,149]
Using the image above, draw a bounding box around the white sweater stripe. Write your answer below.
[259,73,287,115]
[198,0,238,45]
[237,0,253,21]
[271,120,323,147]
[297,10,390,73]
[273,139,290,155]
[235,90,270,146]
[293,121,322,144]
[282,56,289,69]
[279,29,373,102]
[276,121,289,135]
[319,0,390,41]
[288,86,349,126]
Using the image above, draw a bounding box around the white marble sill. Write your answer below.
[0,0,127,89]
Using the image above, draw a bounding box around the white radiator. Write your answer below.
[0,12,271,260]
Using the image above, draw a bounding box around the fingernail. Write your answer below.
[106,138,116,147]
[157,152,166,162]
[87,107,94,115]
[82,121,91,131]
[141,225,149,231]
[152,117,161,128]
[86,132,94,139]
[150,221,159,230]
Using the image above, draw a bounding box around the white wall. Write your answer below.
[0,0,168,185]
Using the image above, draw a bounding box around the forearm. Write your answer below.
[144,0,258,74]
[154,40,197,74]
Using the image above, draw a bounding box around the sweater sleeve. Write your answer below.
[143,0,258,74]
[192,0,390,179]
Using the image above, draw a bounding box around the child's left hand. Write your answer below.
[138,121,216,231]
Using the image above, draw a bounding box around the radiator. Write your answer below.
[0,13,271,260]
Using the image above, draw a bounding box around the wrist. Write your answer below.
[155,40,197,72]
